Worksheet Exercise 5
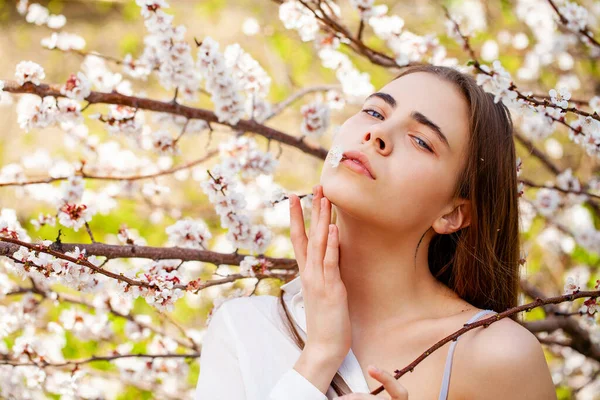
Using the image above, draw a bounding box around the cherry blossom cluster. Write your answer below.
[113,335,190,393]
[17,1,66,29]
[19,1,86,51]
[60,72,92,102]
[224,44,273,123]
[59,307,113,340]
[90,104,145,136]
[278,0,321,42]
[300,100,331,139]
[349,0,387,20]
[558,1,590,34]
[14,60,45,85]
[217,136,278,179]
[239,255,274,278]
[11,244,104,293]
[475,60,600,158]
[278,2,374,100]
[131,0,201,99]
[117,224,148,246]
[200,160,272,254]
[165,218,212,249]
[17,94,83,133]
[196,36,246,125]
[564,274,600,319]
[118,260,184,312]
[41,32,86,51]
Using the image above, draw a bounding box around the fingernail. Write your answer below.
[328,225,333,235]
[370,365,380,373]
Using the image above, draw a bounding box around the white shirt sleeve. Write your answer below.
[195,298,329,400]
[269,368,329,400]
[194,302,247,400]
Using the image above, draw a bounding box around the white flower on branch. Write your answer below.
[17,95,57,132]
[300,101,330,138]
[563,275,580,295]
[200,164,238,202]
[549,87,571,109]
[0,208,31,241]
[59,175,85,204]
[150,129,178,155]
[569,115,600,158]
[15,60,45,85]
[197,37,246,125]
[136,0,170,19]
[57,202,95,232]
[119,261,185,312]
[214,191,247,215]
[60,72,92,101]
[558,1,589,33]
[25,3,48,25]
[239,255,259,277]
[556,168,587,204]
[533,188,562,216]
[476,60,518,105]
[30,213,57,231]
[81,55,124,93]
[60,308,113,340]
[165,218,212,249]
[279,0,320,42]
[46,14,66,29]
[573,229,600,254]
[590,96,600,113]
[122,53,153,80]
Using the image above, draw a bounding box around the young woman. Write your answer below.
[194,64,557,399]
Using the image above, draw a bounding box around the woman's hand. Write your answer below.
[288,184,352,361]
[339,365,409,399]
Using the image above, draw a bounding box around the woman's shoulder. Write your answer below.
[456,313,556,399]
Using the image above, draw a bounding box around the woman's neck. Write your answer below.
[335,209,464,335]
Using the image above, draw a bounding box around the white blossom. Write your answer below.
[165,218,212,249]
[60,72,92,101]
[301,101,330,138]
[15,61,45,85]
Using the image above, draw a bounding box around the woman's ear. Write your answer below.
[432,199,471,234]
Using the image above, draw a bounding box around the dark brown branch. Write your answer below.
[2,80,328,161]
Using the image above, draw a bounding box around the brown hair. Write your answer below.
[277,64,521,396]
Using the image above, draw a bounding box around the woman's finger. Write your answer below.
[311,196,331,275]
[368,365,409,400]
[288,194,308,273]
[306,185,322,274]
[322,222,339,283]
[308,185,322,240]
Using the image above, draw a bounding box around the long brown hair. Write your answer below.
[277,64,521,396]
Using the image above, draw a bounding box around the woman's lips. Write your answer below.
[341,157,376,180]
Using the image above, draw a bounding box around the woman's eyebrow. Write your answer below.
[364,92,450,151]
[410,111,451,151]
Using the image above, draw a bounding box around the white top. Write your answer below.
[194,275,496,399]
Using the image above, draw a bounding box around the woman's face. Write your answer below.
[320,72,471,234]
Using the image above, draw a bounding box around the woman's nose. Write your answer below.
[363,130,393,156]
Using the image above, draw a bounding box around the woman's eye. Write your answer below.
[412,136,433,153]
[362,109,384,120]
